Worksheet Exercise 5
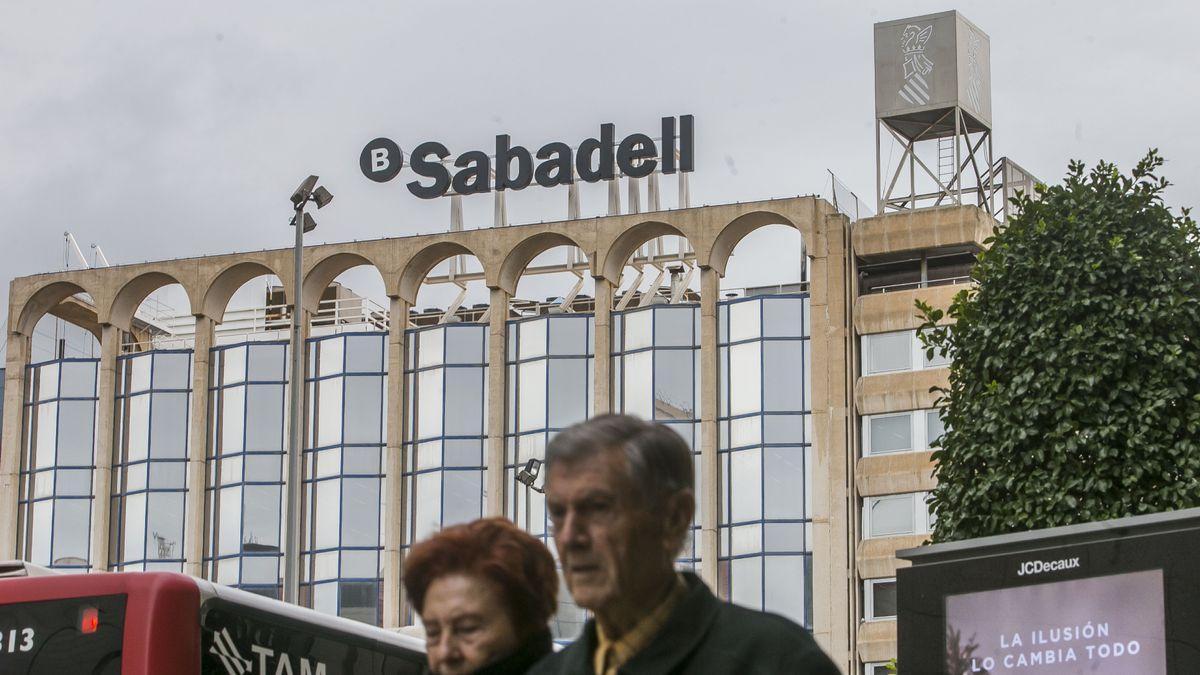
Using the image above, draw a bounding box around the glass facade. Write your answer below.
[506,313,594,640]
[403,324,487,550]
[505,315,593,538]
[19,358,98,570]
[206,341,288,596]
[8,294,814,632]
[718,294,812,628]
[111,350,192,571]
[612,304,703,570]
[304,332,387,624]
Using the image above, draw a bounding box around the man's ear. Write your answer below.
[663,489,696,553]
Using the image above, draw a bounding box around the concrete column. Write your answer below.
[485,287,508,517]
[89,323,121,571]
[698,267,720,591]
[184,315,214,578]
[592,278,613,415]
[0,331,31,559]
[808,211,853,668]
[382,296,410,629]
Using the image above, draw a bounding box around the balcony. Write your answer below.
[858,618,898,665]
[852,204,995,259]
[857,534,927,580]
[854,282,963,335]
[856,369,948,416]
[856,451,937,498]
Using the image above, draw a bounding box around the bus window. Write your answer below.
[201,601,424,674]
[0,593,125,674]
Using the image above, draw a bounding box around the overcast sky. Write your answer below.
[5,0,1199,330]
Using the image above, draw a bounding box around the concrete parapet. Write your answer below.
[856,451,936,497]
[856,368,948,415]
[857,618,898,664]
[852,205,995,259]
[854,283,965,335]
[857,534,928,579]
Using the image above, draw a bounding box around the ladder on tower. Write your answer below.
[937,135,955,190]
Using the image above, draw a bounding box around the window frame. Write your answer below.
[861,409,945,457]
[863,577,898,622]
[862,491,933,538]
[860,329,951,376]
[860,331,913,375]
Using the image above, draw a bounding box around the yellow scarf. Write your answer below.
[592,575,688,675]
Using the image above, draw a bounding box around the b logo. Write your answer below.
[360,137,403,182]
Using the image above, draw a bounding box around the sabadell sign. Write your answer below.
[359,115,694,199]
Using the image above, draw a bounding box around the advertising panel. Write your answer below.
[944,570,1166,673]
[897,508,1200,672]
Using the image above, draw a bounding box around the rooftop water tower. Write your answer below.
[874,11,995,213]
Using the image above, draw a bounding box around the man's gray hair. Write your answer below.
[545,414,694,506]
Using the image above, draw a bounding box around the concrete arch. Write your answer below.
[397,240,486,305]
[497,231,592,296]
[708,211,803,277]
[15,280,99,337]
[108,271,194,331]
[599,220,689,283]
[201,261,285,322]
[302,251,385,315]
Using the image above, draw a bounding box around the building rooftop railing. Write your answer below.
[131,296,391,351]
[123,278,816,349]
[991,157,1042,222]
[865,275,973,295]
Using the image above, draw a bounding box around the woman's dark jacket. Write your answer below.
[472,630,554,675]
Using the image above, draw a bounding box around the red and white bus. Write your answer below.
[0,562,427,674]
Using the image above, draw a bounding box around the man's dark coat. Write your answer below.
[527,573,841,674]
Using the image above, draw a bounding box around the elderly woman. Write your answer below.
[404,517,558,675]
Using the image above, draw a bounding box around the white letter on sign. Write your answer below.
[371,148,390,172]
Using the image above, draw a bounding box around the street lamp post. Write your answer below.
[284,175,332,606]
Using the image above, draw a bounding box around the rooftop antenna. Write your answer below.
[64,232,90,269]
[90,243,111,267]
[56,233,92,358]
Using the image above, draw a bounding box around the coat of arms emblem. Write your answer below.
[898,24,933,105]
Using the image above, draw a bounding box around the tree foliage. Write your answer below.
[918,150,1200,542]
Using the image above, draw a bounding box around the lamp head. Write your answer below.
[313,186,334,209]
[290,212,317,233]
[516,458,544,493]
[291,175,319,207]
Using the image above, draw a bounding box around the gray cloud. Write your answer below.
[3,0,1199,323]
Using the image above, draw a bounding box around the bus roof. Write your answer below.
[0,560,59,578]
[192,576,426,652]
[0,568,425,654]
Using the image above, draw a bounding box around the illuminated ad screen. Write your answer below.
[943,569,1166,673]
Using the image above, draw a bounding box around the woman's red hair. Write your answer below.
[403,517,558,637]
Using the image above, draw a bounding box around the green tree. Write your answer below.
[918,151,1200,542]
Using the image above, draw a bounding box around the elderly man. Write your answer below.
[528,414,839,674]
